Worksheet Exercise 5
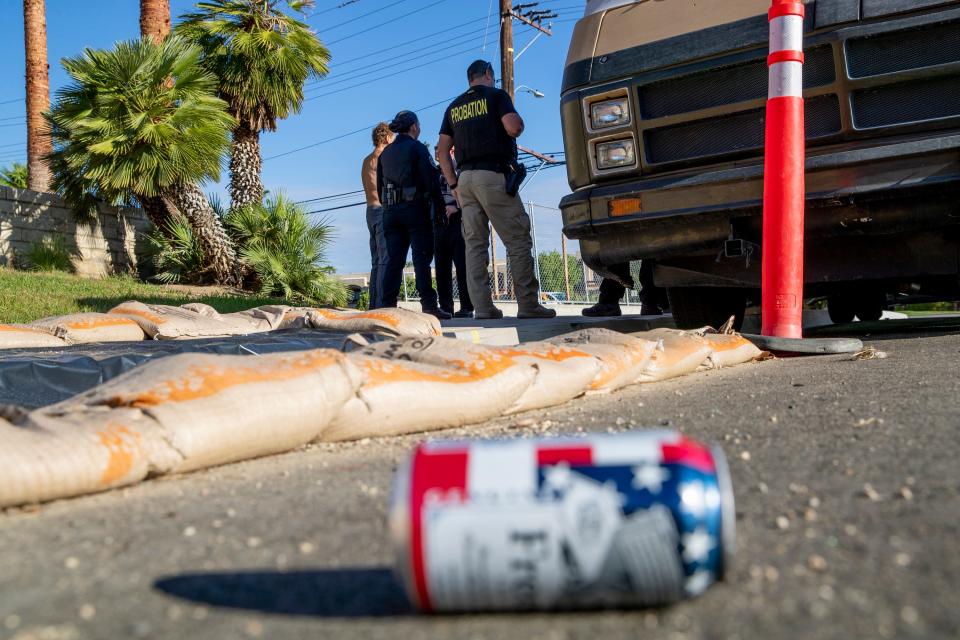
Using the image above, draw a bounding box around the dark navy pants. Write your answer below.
[433,210,473,314]
[379,202,439,310]
[365,205,387,309]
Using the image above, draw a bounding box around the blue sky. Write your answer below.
[0,0,584,273]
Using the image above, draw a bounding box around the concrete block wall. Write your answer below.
[0,186,153,277]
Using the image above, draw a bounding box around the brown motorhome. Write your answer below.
[560,0,960,327]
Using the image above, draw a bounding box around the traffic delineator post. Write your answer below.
[761,0,806,339]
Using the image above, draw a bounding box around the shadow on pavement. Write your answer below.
[155,568,415,618]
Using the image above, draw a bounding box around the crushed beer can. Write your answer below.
[389,430,735,612]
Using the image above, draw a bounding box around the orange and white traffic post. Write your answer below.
[761,0,806,339]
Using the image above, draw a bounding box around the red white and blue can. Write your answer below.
[389,430,735,612]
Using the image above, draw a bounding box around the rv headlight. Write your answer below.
[590,98,630,129]
[596,139,636,169]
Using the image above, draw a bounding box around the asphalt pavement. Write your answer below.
[1,330,958,640]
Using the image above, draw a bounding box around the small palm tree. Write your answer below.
[0,162,28,189]
[224,193,346,305]
[46,36,239,284]
[176,0,330,211]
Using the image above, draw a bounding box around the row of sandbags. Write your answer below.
[0,325,764,508]
[0,303,441,348]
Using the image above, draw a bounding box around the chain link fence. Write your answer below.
[399,202,647,308]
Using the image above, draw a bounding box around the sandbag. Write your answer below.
[29,312,147,344]
[0,324,68,349]
[323,352,536,441]
[220,305,293,333]
[51,349,362,472]
[108,301,255,340]
[359,335,601,414]
[306,307,441,337]
[546,328,657,392]
[0,406,177,507]
[702,332,764,368]
[632,329,715,382]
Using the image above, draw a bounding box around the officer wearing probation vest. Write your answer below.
[437,60,555,320]
[376,110,450,319]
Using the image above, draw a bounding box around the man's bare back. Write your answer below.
[361,149,383,207]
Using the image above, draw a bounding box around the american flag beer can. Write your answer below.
[389,430,735,612]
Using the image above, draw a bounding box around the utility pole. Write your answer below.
[499,0,515,99]
[499,2,556,100]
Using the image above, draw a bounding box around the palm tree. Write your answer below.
[0,163,29,189]
[140,0,171,43]
[176,0,330,211]
[46,37,239,284]
[23,0,52,192]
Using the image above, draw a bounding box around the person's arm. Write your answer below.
[416,144,446,220]
[436,134,458,198]
[363,154,379,206]
[495,90,524,138]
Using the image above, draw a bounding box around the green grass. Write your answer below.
[0,268,282,324]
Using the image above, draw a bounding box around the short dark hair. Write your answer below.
[467,60,493,82]
[388,110,419,134]
[371,122,391,147]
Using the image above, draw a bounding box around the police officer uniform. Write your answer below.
[376,111,449,318]
[439,63,554,319]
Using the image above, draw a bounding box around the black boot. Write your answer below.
[582,302,622,317]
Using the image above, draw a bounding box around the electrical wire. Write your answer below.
[306,200,366,214]
[264,94,456,161]
[317,0,408,33]
[0,98,23,106]
[326,0,451,46]
[295,189,364,204]
[305,41,485,101]
[307,21,494,88]
[305,25,495,94]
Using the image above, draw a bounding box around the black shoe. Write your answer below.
[424,308,452,320]
[475,308,504,320]
[582,302,622,317]
[518,305,557,319]
[639,303,663,316]
[453,309,474,318]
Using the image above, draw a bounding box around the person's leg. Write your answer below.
[458,171,498,316]
[366,206,382,308]
[373,206,388,308]
[584,262,630,316]
[407,205,439,311]
[433,220,454,313]
[638,259,666,314]
[598,277,627,305]
[471,171,543,313]
[378,207,410,308]
[451,211,473,313]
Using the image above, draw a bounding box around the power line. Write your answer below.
[0,123,25,128]
[295,189,364,205]
[264,94,455,161]
[0,98,23,106]
[312,13,490,76]
[307,20,492,87]
[0,116,24,123]
[306,25,495,94]
[307,201,366,214]
[306,42,483,101]
[317,0,407,33]
[326,0,451,46]
[0,142,25,149]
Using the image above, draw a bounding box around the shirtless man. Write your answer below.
[361,122,394,308]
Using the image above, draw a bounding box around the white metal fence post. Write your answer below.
[528,201,542,301]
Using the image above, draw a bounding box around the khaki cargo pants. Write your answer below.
[457,169,541,314]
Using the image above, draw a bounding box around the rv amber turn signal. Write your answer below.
[608,197,642,217]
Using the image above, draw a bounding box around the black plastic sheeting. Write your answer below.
[0,330,376,409]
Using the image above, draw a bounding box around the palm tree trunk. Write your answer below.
[139,0,170,43]
[163,183,238,285]
[229,122,264,211]
[137,195,170,229]
[23,0,51,192]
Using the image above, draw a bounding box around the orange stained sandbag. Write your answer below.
[29,312,147,344]
[359,335,602,414]
[50,349,362,472]
[0,324,68,349]
[306,307,442,337]
[323,352,536,441]
[546,328,658,392]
